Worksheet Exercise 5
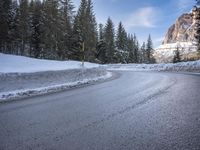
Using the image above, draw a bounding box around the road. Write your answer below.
[0,71,200,150]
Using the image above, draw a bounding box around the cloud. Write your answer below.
[124,7,159,29]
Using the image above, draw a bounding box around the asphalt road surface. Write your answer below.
[0,71,200,150]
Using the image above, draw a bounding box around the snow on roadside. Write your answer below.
[0,53,99,73]
[0,53,112,101]
[106,60,200,72]
[0,71,112,102]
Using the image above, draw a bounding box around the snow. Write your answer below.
[106,60,200,72]
[0,53,100,73]
[0,71,112,101]
[0,53,112,101]
[154,42,197,63]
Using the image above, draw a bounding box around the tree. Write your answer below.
[96,23,106,63]
[0,0,12,53]
[133,34,139,63]
[58,0,75,59]
[146,34,155,63]
[73,0,98,62]
[104,17,115,63]
[127,34,134,63]
[139,42,146,63]
[16,0,29,55]
[40,0,60,59]
[30,0,43,58]
[173,46,181,63]
[116,22,127,51]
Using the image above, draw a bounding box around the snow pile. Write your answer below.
[0,53,112,101]
[107,60,200,72]
[154,42,197,63]
[0,53,100,73]
[0,69,112,102]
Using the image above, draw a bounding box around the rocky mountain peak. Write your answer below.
[162,13,194,44]
[154,8,199,63]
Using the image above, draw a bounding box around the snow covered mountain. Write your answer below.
[154,7,198,63]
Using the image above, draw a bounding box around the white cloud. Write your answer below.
[124,7,159,29]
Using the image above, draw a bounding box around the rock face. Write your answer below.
[163,13,195,44]
[154,8,198,63]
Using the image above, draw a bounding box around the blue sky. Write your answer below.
[73,0,195,47]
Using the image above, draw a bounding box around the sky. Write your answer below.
[73,0,196,47]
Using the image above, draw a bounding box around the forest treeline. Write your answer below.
[0,0,155,64]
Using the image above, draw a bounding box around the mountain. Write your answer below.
[154,8,198,63]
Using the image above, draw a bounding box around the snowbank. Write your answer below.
[107,60,200,72]
[0,69,112,101]
[0,53,112,101]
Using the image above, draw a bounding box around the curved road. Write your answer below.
[0,71,200,150]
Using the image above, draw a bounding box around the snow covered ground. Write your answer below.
[0,53,111,101]
[107,60,200,72]
[0,53,100,73]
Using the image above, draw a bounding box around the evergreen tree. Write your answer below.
[73,0,98,62]
[139,42,146,63]
[96,23,106,63]
[104,17,115,63]
[7,0,18,54]
[16,0,29,55]
[116,22,127,51]
[98,23,104,40]
[146,34,155,63]
[41,0,60,59]
[0,0,12,53]
[133,34,139,63]
[58,0,75,59]
[127,34,134,63]
[173,46,181,63]
[85,0,98,61]
[30,0,43,58]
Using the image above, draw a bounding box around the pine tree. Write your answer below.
[173,46,181,63]
[41,0,60,59]
[16,0,29,55]
[104,17,115,63]
[7,0,18,54]
[140,42,146,63]
[58,0,74,60]
[96,23,106,63]
[85,0,98,61]
[116,22,127,51]
[0,0,12,53]
[98,23,104,40]
[30,0,43,58]
[146,34,155,63]
[133,34,139,63]
[73,0,98,62]
[127,34,134,63]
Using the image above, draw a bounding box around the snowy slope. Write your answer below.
[154,42,198,63]
[0,53,112,101]
[0,53,100,73]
